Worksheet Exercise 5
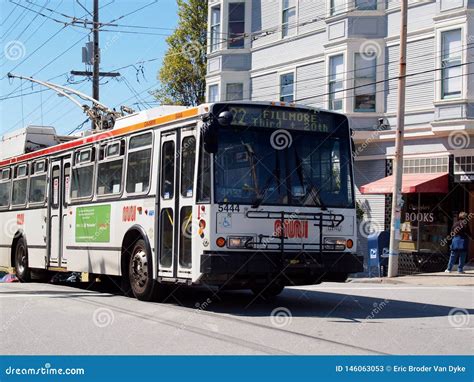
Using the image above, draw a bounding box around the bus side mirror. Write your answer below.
[202,111,233,154]
[202,119,219,154]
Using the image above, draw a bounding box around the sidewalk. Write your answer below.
[350,269,474,287]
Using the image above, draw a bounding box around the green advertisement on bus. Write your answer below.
[75,205,111,243]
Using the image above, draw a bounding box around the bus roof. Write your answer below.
[0,101,331,168]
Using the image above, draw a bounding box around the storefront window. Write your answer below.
[400,194,450,255]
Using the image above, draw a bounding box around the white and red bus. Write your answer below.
[0,102,363,300]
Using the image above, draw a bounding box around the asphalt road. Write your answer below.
[1,281,472,355]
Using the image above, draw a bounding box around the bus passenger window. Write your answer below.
[181,137,196,198]
[71,166,94,199]
[0,169,11,207]
[12,179,27,205]
[161,141,175,200]
[126,149,151,194]
[97,159,123,195]
[160,208,173,268]
[29,175,47,203]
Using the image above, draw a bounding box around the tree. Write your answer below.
[154,0,208,106]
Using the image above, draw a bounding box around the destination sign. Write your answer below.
[223,105,344,133]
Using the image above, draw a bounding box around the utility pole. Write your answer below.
[387,0,408,277]
[93,0,100,102]
[70,0,120,130]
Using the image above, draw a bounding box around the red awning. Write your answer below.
[360,173,449,194]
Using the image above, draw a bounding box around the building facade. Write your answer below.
[206,0,474,271]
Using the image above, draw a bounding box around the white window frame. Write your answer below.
[210,5,221,53]
[208,83,219,103]
[439,28,463,100]
[329,0,346,16]
[282,0,298,39]
[279,71,296,103]
[327,53,345,111]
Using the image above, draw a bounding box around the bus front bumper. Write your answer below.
[200,251,364,285]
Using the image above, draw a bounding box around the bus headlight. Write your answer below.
[227,236,254,249]
[324,237,347,250]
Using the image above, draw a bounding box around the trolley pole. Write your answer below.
[92,0,100,103]
[387,0,408,277]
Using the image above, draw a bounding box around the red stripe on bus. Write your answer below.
[0,107,199,168]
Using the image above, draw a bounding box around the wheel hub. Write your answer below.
[131,249,148,288]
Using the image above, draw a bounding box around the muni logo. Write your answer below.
[274,219,309,239]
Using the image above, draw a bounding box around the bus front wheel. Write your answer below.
[128,239,157,301]
[14,237,31,282]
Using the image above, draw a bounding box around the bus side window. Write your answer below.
[96,141,124,196]
[180,136,196,198]
[12,164,28,206]
[29,173,47,204]
[197,141,211,203]
[126,133,152,194]
[0,168,11,208]
[71,148,95,199]
[161,141,175,200]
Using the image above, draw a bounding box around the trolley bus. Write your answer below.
[0,102,363,301]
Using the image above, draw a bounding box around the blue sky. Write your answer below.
[0,0,178,136]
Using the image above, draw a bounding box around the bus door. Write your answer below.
[48,156,72,267]
[158,128,197,279]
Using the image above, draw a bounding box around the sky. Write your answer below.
[0,0,179,136]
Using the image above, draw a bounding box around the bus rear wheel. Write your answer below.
[14,237,31,282]
[128,239,157,301]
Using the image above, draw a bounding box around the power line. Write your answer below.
[248,43,474,97]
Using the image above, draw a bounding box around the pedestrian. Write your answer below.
[445,212,471,274]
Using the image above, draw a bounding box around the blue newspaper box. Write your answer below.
[368,231,390,277]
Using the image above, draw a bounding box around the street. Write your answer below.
[1,278,472,355]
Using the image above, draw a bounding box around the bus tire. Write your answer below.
[128,239,157,301]
[251,283,284,299]
[14,237,31,282]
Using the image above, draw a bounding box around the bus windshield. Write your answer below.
[214,126,354,208]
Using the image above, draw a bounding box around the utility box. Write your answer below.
[368,231,390,277]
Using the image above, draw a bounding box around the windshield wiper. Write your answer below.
[242,142,260,199]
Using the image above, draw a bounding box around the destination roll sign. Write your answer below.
[222,105,341,133]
